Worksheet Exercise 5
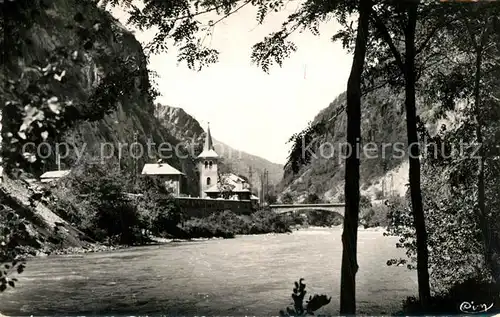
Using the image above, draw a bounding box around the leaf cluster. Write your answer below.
[279,278,332,316]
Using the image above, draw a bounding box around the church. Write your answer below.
[197,124,258,202]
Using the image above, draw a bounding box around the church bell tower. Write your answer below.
[197,123,219,198]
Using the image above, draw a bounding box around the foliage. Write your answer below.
[302,193,322,204]
[0,202,27,292]
[359,195,371,209]
[286,120,330,175]
[59,163,145,245]
[279,279,331,316]
[282,89,407,198]
[102,0,359,73]
[399,279,500,315]
[360,202,390,228]
[305,210,343,227]
[384,2,500,295]
[385,176,493,292]
[1,0,145,176]
[179,209,293,239]
[265,192,278,205]
[135,177,182,236]
[281,192,294,204]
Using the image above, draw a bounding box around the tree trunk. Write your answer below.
[404,2,431,308]
[473,45,500,283]
[340,0,371,313]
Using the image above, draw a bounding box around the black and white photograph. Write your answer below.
[1,0,500,315]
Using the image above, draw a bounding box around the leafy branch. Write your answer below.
[279,278,331,316]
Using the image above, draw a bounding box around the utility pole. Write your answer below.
[260,171,264,206]
[248,166,253,194]
[133,131,138,184]
[265,169,269,204]
[248,166,253,186]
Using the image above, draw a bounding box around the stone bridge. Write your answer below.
[269,203,345,217]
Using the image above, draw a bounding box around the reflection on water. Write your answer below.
[0,227,416,315]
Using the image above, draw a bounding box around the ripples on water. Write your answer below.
[0,227,416,315]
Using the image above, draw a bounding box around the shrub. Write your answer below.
[279,279,331,316]
[307,210,343,227]
[302,193,322,204]
[59,163,145,245]
[360,195,372,209]
[374,190,384,200]
[179,209,293,239]
[135,178,183,236]
[180,211,240,239]
[265,193,278,205]
[290,212,307,226]
[0,202,27,292]
[360,203,390,228]
[281,192,294,204]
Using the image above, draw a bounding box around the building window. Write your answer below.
[207,177,211,186]
[209,161,213,169]
[204,161,208,169]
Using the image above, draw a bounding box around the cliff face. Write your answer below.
[281,87,447,203]
[281,89,410,203]
[1,0,199,195]
[156,104,284,186]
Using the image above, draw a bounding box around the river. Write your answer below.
[0,227,417,315]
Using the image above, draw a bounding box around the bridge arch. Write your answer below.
[269,203,345,218]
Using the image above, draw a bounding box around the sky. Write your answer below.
[109,2,353,165]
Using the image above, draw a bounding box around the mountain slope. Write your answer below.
[156,104,284,186]
[1,0,200,195]
[281,89,410,202]
[281,87,446,203]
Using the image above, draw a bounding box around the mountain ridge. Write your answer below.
[155,104,284,186]
[1,0,201,196]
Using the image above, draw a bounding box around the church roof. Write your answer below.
[225,173,245,183]
[40,170,71,182]
[198,123,219,159]
[204,184,250,193]
[142,163,184,175]
[197,149,219,159]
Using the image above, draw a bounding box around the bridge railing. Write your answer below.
[269,203,345,208]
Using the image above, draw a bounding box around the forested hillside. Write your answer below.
[1,0,199,195]
[281,88,418,202]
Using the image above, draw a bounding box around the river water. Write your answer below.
[1,227,417,315]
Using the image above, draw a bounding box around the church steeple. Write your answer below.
[198,122,218,198]
[197,123,218,159]
[204,122,214,151]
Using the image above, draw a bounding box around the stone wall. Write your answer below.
[177,197,255,218]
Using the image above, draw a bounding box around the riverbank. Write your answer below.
[26,225,388,258]
[0,228,414,316]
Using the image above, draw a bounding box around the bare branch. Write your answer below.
[370,9,405,71]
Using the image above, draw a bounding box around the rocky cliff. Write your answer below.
[281,89,412,203]
[280,86,448,203]
[156,104,284,187]
[1,0,199,195]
